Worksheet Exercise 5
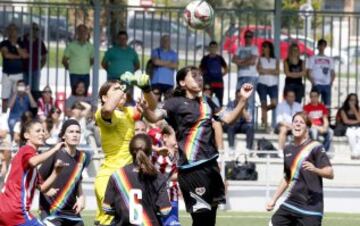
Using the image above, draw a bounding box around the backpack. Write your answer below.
[225,160,258,181]
[145,48,161,79]
[257,137,278,158]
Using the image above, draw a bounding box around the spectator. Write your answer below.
[102,30,140,81]
[307,39,335,108]
[1,23,28,112]
[69,101,92,147]
[135,120,148,135]
[303,88,333,152]
[0,113,11,178]
[62,24,94,95]
[275,89,302,154]
[8,80,37,135]
[151,34,178,101]
[65,81,95,117]
[223,89,254,155]
[284,43,306,104]
[338,93,360,159]
[257,41,279,128]
[21,22,47,93]
[13,111,33,145]
[200,41,228,106]
[37,85,56,121]
[231,30,259,121]
[203,83,220,108]
[44,107,63,146]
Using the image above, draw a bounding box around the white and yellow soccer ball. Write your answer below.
[183,0,215,30]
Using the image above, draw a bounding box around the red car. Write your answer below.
[222,25,314,59]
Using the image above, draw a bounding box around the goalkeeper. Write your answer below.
[94,72,157,226]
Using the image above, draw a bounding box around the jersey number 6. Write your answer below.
[129,189,143,225]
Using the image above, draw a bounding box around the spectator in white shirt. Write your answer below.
[275,89,302,153]
[307,39,335,108]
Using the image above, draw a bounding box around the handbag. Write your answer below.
[225,156,258,181]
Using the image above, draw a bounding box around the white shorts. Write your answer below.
[1,73,23,99]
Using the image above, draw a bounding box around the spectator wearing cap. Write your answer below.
[200,41,228,106]
[62,24,94,95]
[150,34,178,101]
[21,22,47,93]
[232,30,259,122]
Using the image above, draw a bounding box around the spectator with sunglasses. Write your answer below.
[37,86,58,121]
[232,30,259,122]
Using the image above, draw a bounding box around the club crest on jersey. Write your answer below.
[195,187,206,196]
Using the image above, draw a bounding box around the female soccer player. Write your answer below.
[266,112,334,226]
[142,66,253,226]
[103,133,171,226]
[0,119,65,226]
[94,75,156,225]
[39,119,91,226]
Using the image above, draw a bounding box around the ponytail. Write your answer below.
[129,134,157,176]
[135,150,157,176]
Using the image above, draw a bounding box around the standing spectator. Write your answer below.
[8,80,37,135]
[284,43,306,103]
[223,89,254,155]
[62,24,94,95]
[339,93,360,159]
[275,89,302,154]
[1,23,28,112]
[303,88,333,152]
[65,81,95,117]
[37,86,57,121]
[21,22,47,93]
[307,39,335,108]
[257,41,279,128]
[200,41,228,106]
[232,30,258,121]
[0,112,11,178]
[151,34,178,101]
[101,30,140,81]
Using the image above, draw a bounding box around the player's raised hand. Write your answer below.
[240,83,253,100]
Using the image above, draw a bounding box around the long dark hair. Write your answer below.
[342,93,359,112]
[261,41,275,58]
[173,66,199,97]
[129,134,157,176]
[20,119,43,146]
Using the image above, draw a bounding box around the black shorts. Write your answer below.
[271,206,322,226]
[178,160,226,213]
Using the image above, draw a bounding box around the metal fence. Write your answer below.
[1,1,360,114]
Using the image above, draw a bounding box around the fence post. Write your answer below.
[92,0,101,103]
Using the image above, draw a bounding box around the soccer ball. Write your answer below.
[183,0,214,30]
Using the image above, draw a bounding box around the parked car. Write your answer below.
[126,13,211,54]
[222,25,314,59]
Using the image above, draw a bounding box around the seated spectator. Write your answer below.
[8,80,37,135]
[0,113,11,178]
[44,107,63,146]
[37,85,57,121]
[303,88,333,152]
[203,84,220,108]
[257,41,279,128]
[200,40,228,106]
[338,93,360,159]
[223,89,254,155]
[275,89,302,155]
[13,111,33,145]
[69,101,92,147]
[65,81,94,117]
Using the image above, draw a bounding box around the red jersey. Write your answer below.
[0,145,42,225]
[304,103,328,126]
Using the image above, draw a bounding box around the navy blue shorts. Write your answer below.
[257,84,278,103]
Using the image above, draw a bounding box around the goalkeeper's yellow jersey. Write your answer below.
[95,106,141,176]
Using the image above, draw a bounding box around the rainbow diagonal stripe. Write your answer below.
[287,141,321,193]
[183,97,211,163]
[112,168,153,226]
[50,152,86,215]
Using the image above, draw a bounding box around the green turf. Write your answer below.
[80,211,360,226]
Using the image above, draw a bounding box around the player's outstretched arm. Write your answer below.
[266,178,289,211]
[221,83,253,125]
[28,142,64,168]
[39,159,68,193]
